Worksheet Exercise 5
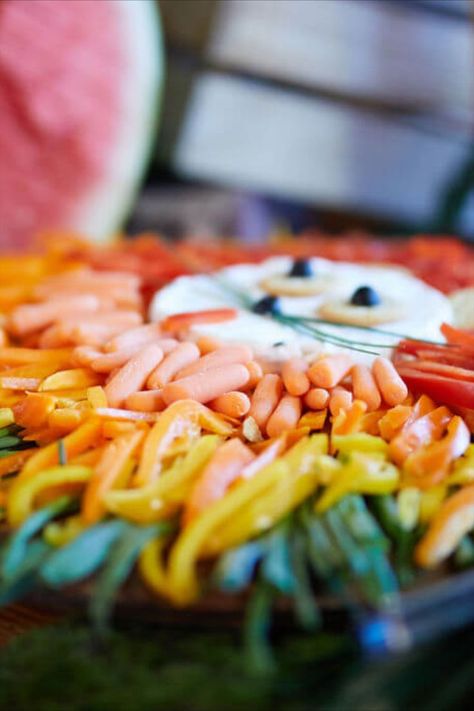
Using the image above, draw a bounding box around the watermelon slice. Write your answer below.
[0,0,162,249]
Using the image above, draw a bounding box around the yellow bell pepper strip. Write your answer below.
[203,436,329,557]
[39,368,103,391]
[397,488,421,531]
[403,416,470,489]
[331,400,367,436]
[104,435,221,523]
[132,400,233,488]
[0,407,14,428]
[378,405,413,441]
[70,447,104,467]
[19,417,103,481]
[316,452,399,513]
[43,515,86,547]
[81,430,145,525]
[416,485,474,568]
[12,393,56,429]
[419,485,447,524]
[331,433,388,457]
[389,406,452,467]
[138,537,171,599]
[167,460,291,604]
[0,449,36,478]
[7,465,92,527]
[447,444,474,485]
[102,420,149,438]
[87,386,108,409]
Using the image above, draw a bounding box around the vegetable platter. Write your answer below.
[0,232,474,670]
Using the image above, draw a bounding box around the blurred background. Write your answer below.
[0,0,472,246]
[142,0,474,239]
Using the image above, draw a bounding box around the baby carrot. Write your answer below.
[308,354,353,388]
[281,357,310,396]
[8,295,102,336]
[373,357,408,406]
[125,390,166,413]
[161,309,238,332]
[103,323,162,352]
[304,387,329,410]
[329,387,353,416]
[209,391,251,418]
[146,342,200,389]
[91,347,140,373]
[196,336,223,355]
[183,438,255,524]
[266,395,302,438]
[162,364,250,406]
[105,344,164,407]
[71,346,102,367]
[248,374,283,430]
[243,361,264,391]
[351,364,382,411]
[175,345,253,380]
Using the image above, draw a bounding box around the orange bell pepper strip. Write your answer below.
[331,400,367,437]
[416,484,474,568]
[440,323,474,350]
[12,393,56,429]
[47,408,84,433]
[404,416,470,489]
[389,406,452,466]
[378,405,413,440]
[82,429,145,524]
[19,417,103,481]
[132,400,234,488]
[0,347,73,368]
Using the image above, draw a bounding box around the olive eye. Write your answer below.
[252,295,282,315]
[288,258,313,278]
[350,286,381,307]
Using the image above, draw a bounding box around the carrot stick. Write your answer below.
[373,357,408,406]
[281,358,310,397]
[329,387,353,416]
[266,395,302,438]
[125,390,166,413]
[161,309,238,332]
[103,323,162,352]
[175,345,253,380]
[183,438,255,524]
[146,342,200,389]
[248,374,283,429]
[104,344,164,407]
[238,436,287,481]
[351,364,382,411]
[162,364,250,406]
[209,391,251,418]
[47,408,84,432]
[304,387,329,410]
[308,354,353,388]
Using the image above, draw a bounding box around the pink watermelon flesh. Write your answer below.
[0,0,126,249]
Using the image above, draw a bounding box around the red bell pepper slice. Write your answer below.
[396,366,474,410]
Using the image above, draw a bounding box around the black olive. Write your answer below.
[350,286,381,307]
[252,295,282,315]
[288,258,313,278]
